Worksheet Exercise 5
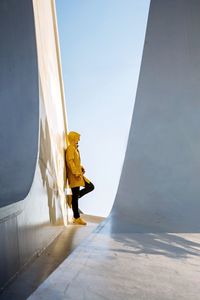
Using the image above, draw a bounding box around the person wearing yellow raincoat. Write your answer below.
[66,131,94,225]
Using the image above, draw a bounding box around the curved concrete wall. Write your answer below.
[0,0,39,207]
[113,0,200,233]
[0,0,68,289]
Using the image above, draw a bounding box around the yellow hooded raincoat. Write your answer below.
[66,131,90,188]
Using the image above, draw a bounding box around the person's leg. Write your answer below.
[79,181,95,198]
[71,186,87,225]
[71,187,80,219]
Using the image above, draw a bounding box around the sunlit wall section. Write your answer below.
[33,0,68,225]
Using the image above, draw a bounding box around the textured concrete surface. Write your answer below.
[28,218,200,300]
[0,215,103,300]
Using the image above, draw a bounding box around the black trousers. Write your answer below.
[71,180,95,219]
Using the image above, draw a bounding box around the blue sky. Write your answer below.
[56,0,150,217]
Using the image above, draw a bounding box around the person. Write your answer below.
[66,131,94,225]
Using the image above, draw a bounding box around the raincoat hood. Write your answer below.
[67,131,80,144]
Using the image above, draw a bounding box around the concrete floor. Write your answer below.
[0,215,104,300]
[28,217,200,300]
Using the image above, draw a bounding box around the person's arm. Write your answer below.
[68,159,81,176]
[66,147,81,176]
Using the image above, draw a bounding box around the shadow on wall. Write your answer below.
[37,74,67,225]
[39,118,58,224]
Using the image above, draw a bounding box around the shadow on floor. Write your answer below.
[108,231,200,259]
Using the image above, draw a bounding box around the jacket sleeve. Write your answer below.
[66,147,81,176]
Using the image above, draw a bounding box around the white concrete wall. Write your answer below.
[113,0,200,232]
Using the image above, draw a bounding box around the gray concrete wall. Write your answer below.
[0,0,39,207]
[113,0,200,232]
